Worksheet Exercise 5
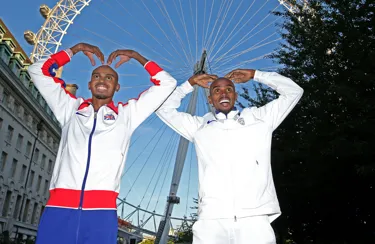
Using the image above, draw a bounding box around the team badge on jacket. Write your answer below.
[237,117,245,125]
[104,113,115,120]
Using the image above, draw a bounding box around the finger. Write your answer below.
[197,81,209,88]
[88,55,96,66]
[233,78,243,83]
[106,52,114,65]
[229,72,244,80]
[115,58,128,69]
[224,71,234,79]
[107,51,118,65]
[95,47,105,64]
[200,74,217,81]
[201,80,210,88]
[208,74,218,80]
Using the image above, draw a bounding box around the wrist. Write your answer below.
[70,43,82,55]
[131,51,142,60]
[188,79,195,86]
[65,48,73,58]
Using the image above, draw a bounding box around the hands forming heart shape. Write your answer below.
[70,43,141,68]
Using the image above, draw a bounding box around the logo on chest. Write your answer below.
[237,117,245,125]
[104,113,116,120]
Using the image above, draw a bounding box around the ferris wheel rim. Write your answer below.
[30,0,92,62]
[30,0,303,62]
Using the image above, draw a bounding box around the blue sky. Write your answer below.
[1,0,286,230]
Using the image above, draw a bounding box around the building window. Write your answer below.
[0,117,3,130]
[24,111,29,124]
[6,125,13,142]
[0,151,8,171]
[0,47,11,64]
[34,148,40,163]
[13,195,22,219]
[43,180,49,195]
[10,158,17,178]
[16,134,24,150]
[31,203,38,224]
[10,60,21,77]
[25,141,32,156]
[20,164,27,183]
[14,101,20,115]
[1,90,9,104]
[36,175,42,192]
[22,199,30,222]
[28,170,35,188]
[40,154,46,169]
[47,159,53,173]
[2,191,12,217]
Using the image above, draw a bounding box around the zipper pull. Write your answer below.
[94,112,97,119]
[234,216,237,222]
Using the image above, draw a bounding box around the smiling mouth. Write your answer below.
[96,84,108,92]
[219,99,230,105]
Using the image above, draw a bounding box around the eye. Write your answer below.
[93,74,99,79]
[106,76,112,80]
[226,87,233,92]
[214,89,220,93]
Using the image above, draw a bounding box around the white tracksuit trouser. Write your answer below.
[192,215,276,244]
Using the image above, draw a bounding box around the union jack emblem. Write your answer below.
[104,114,115,120]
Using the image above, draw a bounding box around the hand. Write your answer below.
[188,74,218,88]
[107,50,141,68]
[70,43,104,66]
[224,69,256,83]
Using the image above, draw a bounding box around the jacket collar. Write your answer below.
[77,99,119,114]
[214,107,240,120]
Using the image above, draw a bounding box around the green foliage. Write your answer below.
[240,0,375,243]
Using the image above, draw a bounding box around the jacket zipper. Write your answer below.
[76,111,97,242]
[227,129,237,222]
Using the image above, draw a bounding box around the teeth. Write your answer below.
[220,99,230,104]
[97,85,107,91]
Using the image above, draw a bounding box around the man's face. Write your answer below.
[88,65,120,100]
[208,78,237,114]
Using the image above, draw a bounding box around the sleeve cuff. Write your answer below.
[50,50,71,67]
[253,70,264,82]
[180,80,194,94]
[144,61,163,76]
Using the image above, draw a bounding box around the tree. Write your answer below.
[174,198,198,243]
[240,0,375,243]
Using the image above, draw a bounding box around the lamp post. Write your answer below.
[16,121,43,237]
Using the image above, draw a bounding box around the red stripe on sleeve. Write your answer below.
[51,50,71,67]
[144,61,163,77]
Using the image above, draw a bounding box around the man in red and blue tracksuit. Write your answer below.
[27,43,177,244]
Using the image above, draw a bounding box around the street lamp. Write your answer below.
[16,121,43,236]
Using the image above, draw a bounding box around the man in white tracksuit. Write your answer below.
[156,68,303,244]
[28,43,177,244]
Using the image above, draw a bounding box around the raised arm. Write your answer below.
[156,74,217,142]
[107,50,177,131]
[225,69,304,130]
[28,43,104,127]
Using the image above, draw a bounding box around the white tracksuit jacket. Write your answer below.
[27,50,177,210]
[156,71,303,222]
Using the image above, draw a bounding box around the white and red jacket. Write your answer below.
[28,50,177,210]
[156,71,303,222]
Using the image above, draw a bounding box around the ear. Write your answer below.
[235,92,238,101]
[88,81,92,90]
[208,95,213,104]
[116,83,120,92]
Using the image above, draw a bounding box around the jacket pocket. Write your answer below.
[236,159,270,208]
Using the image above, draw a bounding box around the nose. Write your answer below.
[220,91,228,97]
